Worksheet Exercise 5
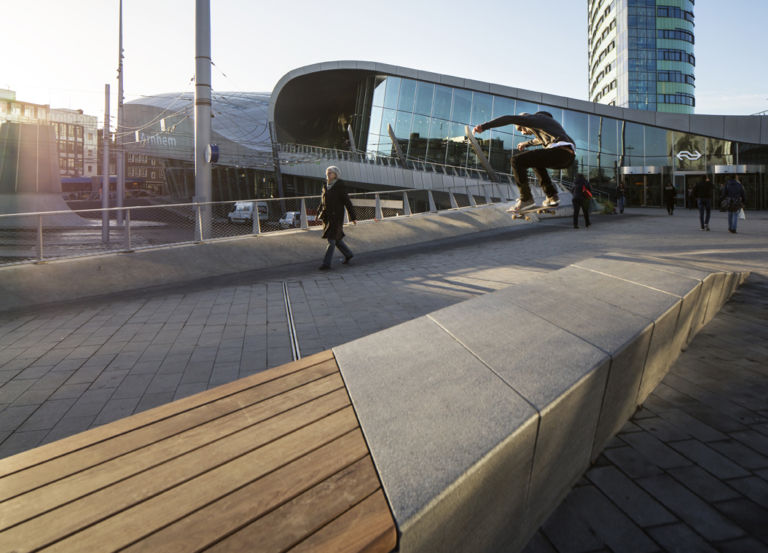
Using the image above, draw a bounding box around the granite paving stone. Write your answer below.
[646,523,719,553]
[668,439,751,479]
[726,476,768,509]
[586,465,676,527]
[637,474,745,541]
[666,465,742,503]
[1,209,767,552]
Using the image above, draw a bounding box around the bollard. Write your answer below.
[300,198,308,229]
[252,201,261,235]
[124,209,132,250]
[37,215,44,262]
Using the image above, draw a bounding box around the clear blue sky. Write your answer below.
[3,0,767,125]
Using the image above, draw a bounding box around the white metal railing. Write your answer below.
[0,187,515,267]
[277,142,576,196]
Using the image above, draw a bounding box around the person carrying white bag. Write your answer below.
[720,176,747,234]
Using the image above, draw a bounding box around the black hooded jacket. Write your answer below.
[477,112,575,149]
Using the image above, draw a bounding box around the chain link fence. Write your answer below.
[0,186,518,267]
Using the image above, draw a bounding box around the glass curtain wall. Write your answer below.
[363,75,766,207]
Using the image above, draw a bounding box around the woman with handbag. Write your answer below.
[721,176,746,234]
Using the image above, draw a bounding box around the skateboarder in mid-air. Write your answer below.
[473,111,576,212]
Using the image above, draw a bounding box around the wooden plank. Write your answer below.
[288,490,398,553]
[0,402,357,553]
[0,373,346,531]
[121,433,374,553]
[0,358,339,499]
[0,350,335,478]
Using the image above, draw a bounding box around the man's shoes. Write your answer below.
[574,225,579,229]
[542,196,560,207]
[318,264,331,271]
[700,226,705,231]
[341,254,353,265]
[705,224,710,231]
[508,198,535,212]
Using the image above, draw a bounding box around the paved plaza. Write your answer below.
[1,206,766,552]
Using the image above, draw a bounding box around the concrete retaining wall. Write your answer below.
[333,254,747,553]
[0,204,532,312]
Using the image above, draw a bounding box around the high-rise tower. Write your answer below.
[588,0,695,113]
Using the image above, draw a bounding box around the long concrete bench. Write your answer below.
[333,253,746,553]
[0,254,745,553]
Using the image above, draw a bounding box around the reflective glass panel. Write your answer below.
[451,89,472,123]
[470,93,493,126]
[429,118,451,140]
[394,111,413,139]
[563,110,588,152]
[492,96,515,119]
[645,126,670,167]
[433,85,452,119]
[409,115,430,160]
[383,77,400,110]
[414,82,435,116]
[621,122,644,165]
[372,78,386,108]
[367,106,383,150]
[398,79,416,113]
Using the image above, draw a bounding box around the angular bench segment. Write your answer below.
[334,316,540,553]
[335,255,747,553]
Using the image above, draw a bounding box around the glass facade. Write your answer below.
[361,74,767,208]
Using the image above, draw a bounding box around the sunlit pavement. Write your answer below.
[1,207,767,552]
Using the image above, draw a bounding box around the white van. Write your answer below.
[228,201,268,224]
[278,211,321,229]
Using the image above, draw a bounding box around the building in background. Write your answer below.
[588,0,695,113]
[49,109,98,178]
[1,89,99,179]
[270,61,766,210]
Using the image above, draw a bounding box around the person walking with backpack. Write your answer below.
[721,176,746,233]
[692,176,714,231]
[571,174,592,229]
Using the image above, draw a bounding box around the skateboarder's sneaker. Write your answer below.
[507,198,535,212]
[542,196,560,207]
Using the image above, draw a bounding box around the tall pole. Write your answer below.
[102,84,110,244]
[194,0,212,240]
[116,0,125,225]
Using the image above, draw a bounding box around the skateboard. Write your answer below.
[464,125,499,182]
[508,204,557,221]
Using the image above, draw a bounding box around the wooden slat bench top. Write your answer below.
[0,350,397,553]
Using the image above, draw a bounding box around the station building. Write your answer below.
[123,61,767,210]
[271,61,767,209]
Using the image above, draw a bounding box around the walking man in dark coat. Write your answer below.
[317,165,357,270]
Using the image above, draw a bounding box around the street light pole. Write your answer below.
[194,0,212,240]
[116,0,125,225]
